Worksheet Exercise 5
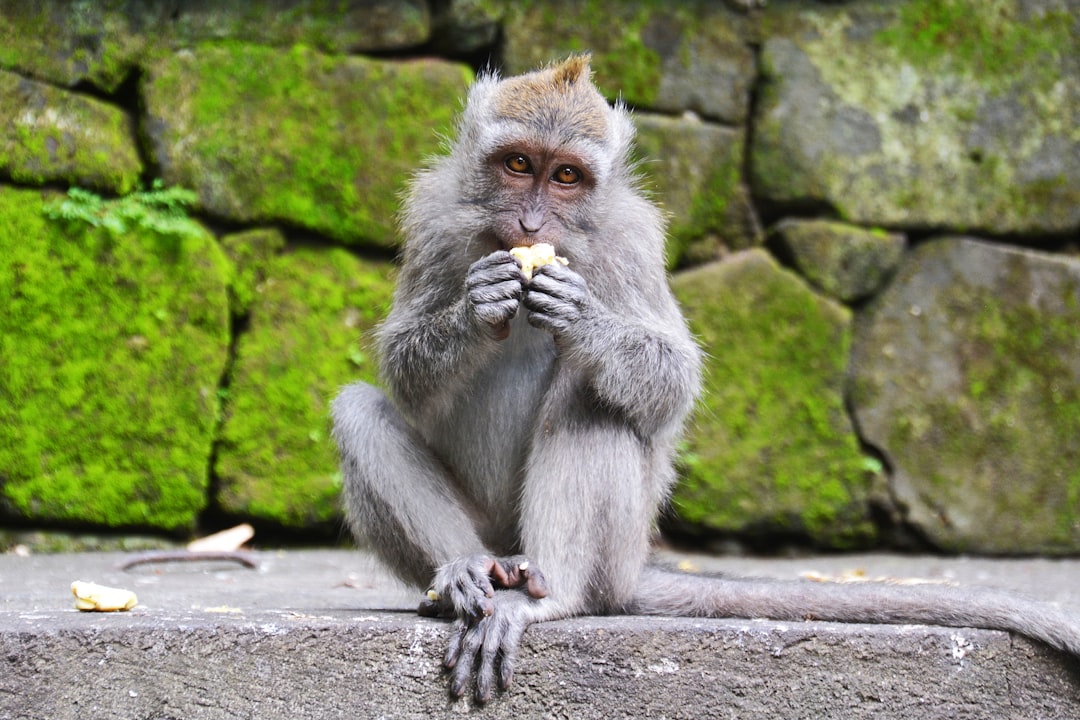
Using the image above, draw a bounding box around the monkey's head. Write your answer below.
[450,55,637,256]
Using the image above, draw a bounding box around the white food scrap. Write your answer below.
[510,243,568,281]
[71,580,138,612]
[801,569,953,586]
[187,522,255,552]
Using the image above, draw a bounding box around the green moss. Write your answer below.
[586,6,663,106]
[672,251,879,548]
[214,247,395,528]
[633,115,753,268]
[748,43,819,206]
[877,0,1071,91]
[0,186,230,531]
[143,44,472,247]
[689,153,739,230]
[219,227,288,316]
[1010,174,1078,221]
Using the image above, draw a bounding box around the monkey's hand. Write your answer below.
[443,589,542,703]
[419,554,548,620]
[466,251,526,340]
[522,262,590,337]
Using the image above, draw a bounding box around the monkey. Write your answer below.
[331,55,1080,703]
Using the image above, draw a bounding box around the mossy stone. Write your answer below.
[753,1,1080,234]
[0,70,142,194]
[0,1,430,93]
[672,250,881,549]
[141,44,472,248]
[502,0,756,123]
[0,2,154,92]
[162,1,430,53]
[214,247,395,529]
[634,113,761,269]
[769,219,905,304]
[430,0,505,53]
[0,186,231,531]
[850,237,1080,554]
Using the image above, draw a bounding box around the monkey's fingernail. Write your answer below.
[427,589,440,601]
[518,561,529,571]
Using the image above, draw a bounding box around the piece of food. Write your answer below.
[509,243,568,281]
[71,580,138,612]
[187,522,254,552]
[801,569,952,586]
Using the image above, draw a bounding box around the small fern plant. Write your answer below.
[44,180,203,238]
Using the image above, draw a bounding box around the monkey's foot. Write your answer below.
[444,589,541,703]
[420,554,548,621]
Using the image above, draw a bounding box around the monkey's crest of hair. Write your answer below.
[455,55,636,185]
[492,55,609,142]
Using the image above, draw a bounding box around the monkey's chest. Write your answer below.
[430,316,556,503]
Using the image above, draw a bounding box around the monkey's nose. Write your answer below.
[519,208,544,234]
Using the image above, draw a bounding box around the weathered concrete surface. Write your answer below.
[1,550,1078,719]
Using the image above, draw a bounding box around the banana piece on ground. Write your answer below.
[71,580,138,612]
[509,243,568,281]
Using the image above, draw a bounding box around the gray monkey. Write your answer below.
[332,55,1080,703]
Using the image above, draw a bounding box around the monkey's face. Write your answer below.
[445,55,636,262]
[480,143,597,254]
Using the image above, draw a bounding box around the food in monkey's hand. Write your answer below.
[509,243,568,281]
[71,580,138,611]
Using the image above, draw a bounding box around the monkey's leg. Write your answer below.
[630,566,1080,658]
[333,382,548,619]
[441,413,655,700]
[332,382,490,591]
[519,413,654,612]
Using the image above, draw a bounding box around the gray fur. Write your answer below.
[332,61,1080,703]
[632,567,1080,657]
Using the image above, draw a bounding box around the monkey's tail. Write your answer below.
[629,566,1080,658]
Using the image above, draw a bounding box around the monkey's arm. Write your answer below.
[524,263,701,436]
[377,250,525,414]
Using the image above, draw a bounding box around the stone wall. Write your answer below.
[0,0,1077,554]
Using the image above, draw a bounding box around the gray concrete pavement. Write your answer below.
[2,549,1079,719]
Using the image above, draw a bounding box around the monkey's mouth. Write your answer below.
[499,239,542,253]
[504,237,559,252]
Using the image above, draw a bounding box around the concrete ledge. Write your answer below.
[2,551,1078,719]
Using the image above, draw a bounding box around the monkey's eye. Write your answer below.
[552,166,582,185]
[504,154,532,174]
